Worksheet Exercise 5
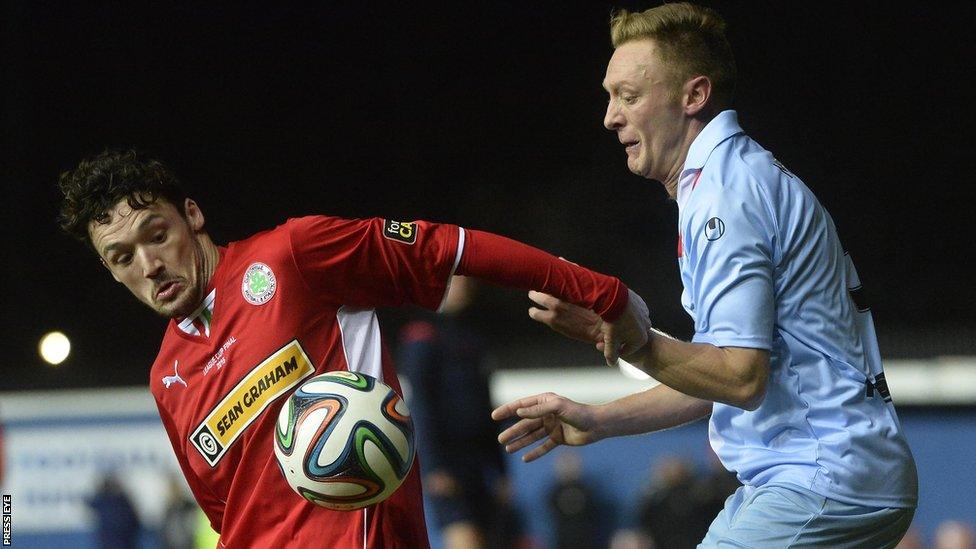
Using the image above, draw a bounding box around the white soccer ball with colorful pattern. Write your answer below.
[274,371,415,510]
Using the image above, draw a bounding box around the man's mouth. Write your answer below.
[623,140,640,154]
[156,280,183,301]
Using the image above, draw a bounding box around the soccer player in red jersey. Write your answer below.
[57,150,650,548]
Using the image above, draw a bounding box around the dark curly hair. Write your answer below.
[58,150,188,249]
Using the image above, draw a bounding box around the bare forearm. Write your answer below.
[591,383,712,440]
[628,331,768,410]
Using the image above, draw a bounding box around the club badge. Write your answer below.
[242,262,277,305]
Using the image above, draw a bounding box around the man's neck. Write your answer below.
[661,117,709,198]
[197,234,221,290]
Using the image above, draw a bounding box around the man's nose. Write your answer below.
[604,99,624,131]
[138,249,165,279]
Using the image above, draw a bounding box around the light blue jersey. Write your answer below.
[676,110,917,508]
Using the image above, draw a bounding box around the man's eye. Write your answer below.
[152,232,166,243]
[116,254,133,265]
[622,95,638,105]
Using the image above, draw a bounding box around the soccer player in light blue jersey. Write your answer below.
[492,3,918,547]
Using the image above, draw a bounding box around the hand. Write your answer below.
[601,289,652,365]
[491,393,598,462]
[528,289,652,366]
[528,290,602,344]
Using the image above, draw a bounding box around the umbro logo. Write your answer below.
[163,360,188,389]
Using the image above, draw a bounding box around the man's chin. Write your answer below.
[153,290,200,319]
[627,157,647,177]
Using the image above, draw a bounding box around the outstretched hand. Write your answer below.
[491,393,598,462]
[528,288,651,366]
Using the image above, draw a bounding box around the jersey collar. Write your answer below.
[177,288,216,337]
[677,109,745,204]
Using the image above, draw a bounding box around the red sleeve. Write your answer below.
[156,401,226,534]
[457,229,628,321]
[288,216,460,310]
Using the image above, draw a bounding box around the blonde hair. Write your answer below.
[610,3,736,108]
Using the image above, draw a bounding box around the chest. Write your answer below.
[152,263,349,475]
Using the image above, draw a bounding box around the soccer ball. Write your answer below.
[274,371,415,510]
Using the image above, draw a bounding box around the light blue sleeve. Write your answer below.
[684,180,776,350]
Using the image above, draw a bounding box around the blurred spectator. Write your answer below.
[637,457,706,549]
[690,448,740,524]
[486,477,533,549]
[398,275,523,548]
[87,473,140,549]
[548,451,599,549]
[894,526,923,549]
[160,475,198,549]
[636,452,737,549]
[935,520,976,549]
[609,528,653,549]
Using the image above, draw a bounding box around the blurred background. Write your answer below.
[2,1,974,548]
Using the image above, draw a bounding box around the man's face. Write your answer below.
[603,39,686,182]
[89,197,208,319]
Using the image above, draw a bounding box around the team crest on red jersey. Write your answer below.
[242,262,277,305]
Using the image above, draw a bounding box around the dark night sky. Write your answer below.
[4,2,975,390]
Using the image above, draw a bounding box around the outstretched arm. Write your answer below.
[527,292,768,410]
[289,216,651,357]
[457,229,651,361]
[492,384,711,462]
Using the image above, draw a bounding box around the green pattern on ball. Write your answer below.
[276,397,296,450]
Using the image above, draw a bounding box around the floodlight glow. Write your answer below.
[39,331,71,365]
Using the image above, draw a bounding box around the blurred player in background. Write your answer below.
[493,3,918,547]
[56,150,650,548]
[398,275,526,548]
[159,475,197,549]
[86,473,141,549]
[934,520,976,549]
[548,451,600,549]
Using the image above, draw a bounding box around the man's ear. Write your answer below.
[100,257,122,282]
[683,75,712,116]
[184,198,206,232]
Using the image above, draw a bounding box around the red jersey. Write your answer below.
[151,216,459,548]
[150,215,629,548]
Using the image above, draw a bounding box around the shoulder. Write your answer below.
[225,217,327,263]
[690,134,809,230]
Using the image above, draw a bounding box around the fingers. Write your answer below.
[491,394,547,421]
[603,331,620,366]
[528,290,560,309]
[497,417,544,446]
[599,290,653,366]
[515,396,567,420]
[502,424,548,453]
[523,437,560,462]
[497,419,559,462]
[528,307,556,326]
